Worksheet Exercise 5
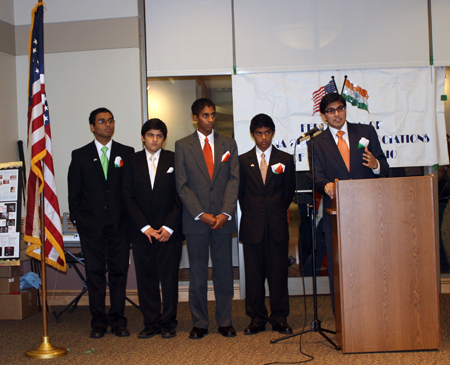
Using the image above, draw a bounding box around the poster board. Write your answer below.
[0,162,23,266]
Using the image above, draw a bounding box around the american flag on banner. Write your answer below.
[24,3,66,272]
[312,80,337,115]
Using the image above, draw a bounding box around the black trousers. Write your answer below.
[80,218,130,330]
[132,238,182,328]
[243,226,289,327]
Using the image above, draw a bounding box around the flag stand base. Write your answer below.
[25,336,67,359]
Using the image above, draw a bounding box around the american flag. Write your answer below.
[312,80,337,115]
[24,3,66,272]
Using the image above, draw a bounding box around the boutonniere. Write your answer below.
[114,156,123,167]
[358,137,369,149]
[166,167,174,173]
[271,163,285,175]
[221,151,230,162]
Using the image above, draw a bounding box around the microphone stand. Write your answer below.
[270,135,340,350]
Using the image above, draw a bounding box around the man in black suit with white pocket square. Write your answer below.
[122,118,183,339]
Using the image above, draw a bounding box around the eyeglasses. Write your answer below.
[96,119,115,125]
[324,106,346,115]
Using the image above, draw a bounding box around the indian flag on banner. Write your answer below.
[342,79,369,112]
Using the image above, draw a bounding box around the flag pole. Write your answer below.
[25,165,66,360]
[25,2,66,358]
[331,76,339,94]
[341,75,348,95]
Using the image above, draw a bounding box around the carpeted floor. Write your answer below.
[1,294,449,365]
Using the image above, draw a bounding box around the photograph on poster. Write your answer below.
[0,233,19,259]
[0,202,17,233]
[0,169,18,202]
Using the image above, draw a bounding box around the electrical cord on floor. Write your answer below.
[263,249,314,365]
[263,186,314,364]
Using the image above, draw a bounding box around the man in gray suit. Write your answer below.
[175,98,239,339]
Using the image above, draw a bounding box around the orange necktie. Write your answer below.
[203,137,214,179]
[337,131,350,171]
[260,153,268,184]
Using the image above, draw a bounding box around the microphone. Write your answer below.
[297,124,324,141]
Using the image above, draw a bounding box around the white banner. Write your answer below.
[232,67,448,170]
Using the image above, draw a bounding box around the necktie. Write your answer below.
[149,155,157,187]
[101,146,108,179]
[260,153,268,184]
[203,137,214,180]
[336,131,350,171]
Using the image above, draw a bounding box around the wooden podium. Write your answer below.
[327,176,440,353]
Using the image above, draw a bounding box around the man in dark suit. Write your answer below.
[122,119,183,339]
[68,107,134,338]
[175,98,239,339]
[310,93,389,310]
[238,114,295,335]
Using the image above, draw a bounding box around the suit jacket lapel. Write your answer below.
[265,147,279,186]
[212,132,224,184]
[348,123,360,171]
[137,149,153,191]
[189,132,211,183]
[322,128,349,174]
[154,149,169,190]
[88,141,105,180]
[247,147,264,187]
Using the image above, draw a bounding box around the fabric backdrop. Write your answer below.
[232,67,448,170]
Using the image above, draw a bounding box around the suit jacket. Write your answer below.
[175,131,239,235]
[122,149,183,243]
[310,122,389,232]
[68,140,135,236]
[238,146,295,244]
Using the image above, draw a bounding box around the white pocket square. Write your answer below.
[271,163,285,174]
[166,167,174,173]
[221,151,230,162]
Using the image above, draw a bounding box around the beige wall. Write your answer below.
[0,50,19,163]
[147,79,197,152]
[10,2,143,214]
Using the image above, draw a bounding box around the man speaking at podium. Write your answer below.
[310,93,389,310]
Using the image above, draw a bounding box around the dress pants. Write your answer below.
[80,217,130,330]
[186,231,234,329]
[132,238,182,328]
[243,226,289,327]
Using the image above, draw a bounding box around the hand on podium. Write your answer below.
[325,182,336,199]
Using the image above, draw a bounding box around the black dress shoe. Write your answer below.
[138,327,162,338]
[189,327,208,339]
[272,322,293,335]
[112,326,130,337]
[218,326,237,337]
[244,323,265,335]
[90,327,106,338]
[161,327,176,339]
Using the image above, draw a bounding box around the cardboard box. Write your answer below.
[0,276,20,294]
[0,289,38,320]
[0,266,21,278]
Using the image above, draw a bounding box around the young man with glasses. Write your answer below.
[68,107,134,338]
[310,93,389,311]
